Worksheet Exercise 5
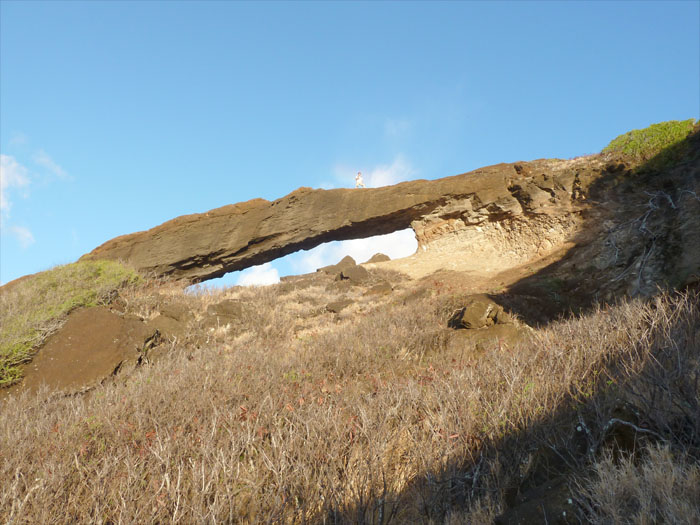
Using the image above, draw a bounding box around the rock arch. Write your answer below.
[81,160,591,283]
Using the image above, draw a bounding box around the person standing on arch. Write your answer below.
[355,171,365,188]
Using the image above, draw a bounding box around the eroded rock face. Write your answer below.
[81,158,604,283]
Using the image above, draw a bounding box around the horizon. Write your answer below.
[2,1,699,286]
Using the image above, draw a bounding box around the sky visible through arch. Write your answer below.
[1,1,698,286]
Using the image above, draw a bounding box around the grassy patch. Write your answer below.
[602,119,697,169]
[0,260,140,386]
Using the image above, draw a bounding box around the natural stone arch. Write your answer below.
[81,160,589,283]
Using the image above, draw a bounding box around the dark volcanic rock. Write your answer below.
[146,302,194,341]
[207,299,244,319]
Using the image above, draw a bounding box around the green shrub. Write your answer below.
[602,119,697,168]
[0,260,140,386]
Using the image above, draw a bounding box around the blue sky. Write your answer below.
[1,1,698,286]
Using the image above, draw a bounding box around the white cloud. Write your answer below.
[236,262,280,286]
[34,149,68,178]
[290,229,417,274]
[290,243,334,274]
[0,154,30,216]
[365,156,416,187]
[8,225,35,249]
[1,155,35,250]
[334,155,417,189]
[338,229,417,262]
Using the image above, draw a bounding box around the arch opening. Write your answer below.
[190,228,418,289]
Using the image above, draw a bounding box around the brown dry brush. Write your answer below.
[578,444,700,523]
[572,291,700,523]
[1,284,699,523]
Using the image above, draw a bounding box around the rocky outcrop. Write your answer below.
[448,296,514,329]
[82,158,605,283]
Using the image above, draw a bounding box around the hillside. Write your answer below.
[1,120,699,524]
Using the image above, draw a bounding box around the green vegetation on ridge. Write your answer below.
[602,118,697,168]
[0,260,140,386]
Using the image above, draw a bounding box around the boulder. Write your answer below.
[18,307,156,393]
[338,265,370,283]
[207,299,244,319]
[364,253,391,264]
[449,296,514,330]
[318,255,356,275]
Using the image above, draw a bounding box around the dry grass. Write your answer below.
[578,444,700,524]
[0,277,698,523]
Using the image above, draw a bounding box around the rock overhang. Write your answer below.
[80,158,605,283]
